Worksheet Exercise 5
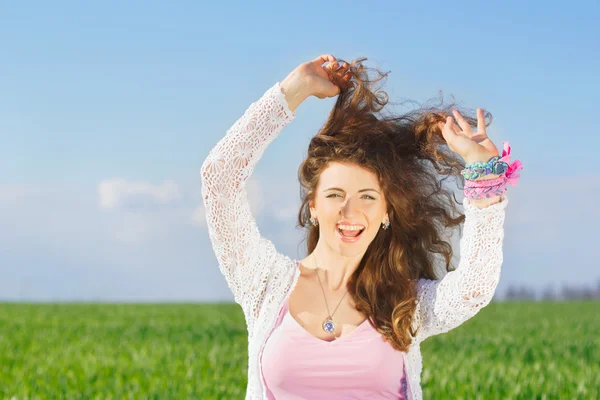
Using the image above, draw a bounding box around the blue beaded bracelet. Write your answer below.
[461,156,509,180]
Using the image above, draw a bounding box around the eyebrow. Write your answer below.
[323,187,381,194]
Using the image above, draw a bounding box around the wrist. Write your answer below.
[472,173,501,181]
[465,173,505,208]
[468,195,503,208]
[280,71,311,112]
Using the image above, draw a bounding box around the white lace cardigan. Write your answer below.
[200,81,509,400]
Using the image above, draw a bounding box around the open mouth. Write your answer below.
[336,226,366,239]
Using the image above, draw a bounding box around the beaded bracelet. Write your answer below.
[463,141,523,200]
[461,156,508,180]
[462,141,516,181]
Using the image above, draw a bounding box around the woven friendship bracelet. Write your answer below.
[463,141,523,200]
[465,175,506,188]
[461,156,508,180]
[464,176,509,199]
[462,141,522,182]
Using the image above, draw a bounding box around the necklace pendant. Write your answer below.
[323,317,336,333]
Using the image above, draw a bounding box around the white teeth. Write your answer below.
[337,225,364,231]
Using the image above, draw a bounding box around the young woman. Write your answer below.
[201,54,522,400]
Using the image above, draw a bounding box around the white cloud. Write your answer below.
[98,178,182,210]
[94,178,189,245]
[1,173,598,301]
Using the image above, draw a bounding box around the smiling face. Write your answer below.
[310,161,389,257]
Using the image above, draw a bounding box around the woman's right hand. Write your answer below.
[282,54,351,102]
[301,54,351,99]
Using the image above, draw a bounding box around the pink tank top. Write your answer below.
[260,267,409,399]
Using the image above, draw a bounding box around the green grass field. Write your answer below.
[0,300,598,399]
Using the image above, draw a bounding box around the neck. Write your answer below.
[309,243,365,291]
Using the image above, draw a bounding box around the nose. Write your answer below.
[340,196,360,218]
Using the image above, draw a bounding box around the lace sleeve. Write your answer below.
[413,193,509,342]
[200,82,296,309]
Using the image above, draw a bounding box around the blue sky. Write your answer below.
[1,1,599,301]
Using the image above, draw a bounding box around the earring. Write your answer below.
[310,216,319,226]
[382,219,390,230]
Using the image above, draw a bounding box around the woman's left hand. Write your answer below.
[438,109,498,164]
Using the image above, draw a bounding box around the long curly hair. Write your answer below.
[296,57,491,352]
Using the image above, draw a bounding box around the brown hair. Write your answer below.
[296,57,490,352]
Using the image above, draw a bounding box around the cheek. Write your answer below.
[320,205,340,222]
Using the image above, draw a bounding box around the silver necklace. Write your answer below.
[313,252,348,334]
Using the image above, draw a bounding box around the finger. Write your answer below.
[334,62,349,81]
[315,54,336,66]
[450,117,462,135]
[441,117,458,142]
[334,62,349,80]
[323,60,338,77]
[338,72,352,89]
[334,60,346,76]
[452,110,472,134]
[476,108,487,135]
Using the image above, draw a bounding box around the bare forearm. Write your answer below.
[280,71,311,112]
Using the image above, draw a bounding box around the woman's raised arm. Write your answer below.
[200,81,298,311]
[200,55,350,318]
[413,194,509,342]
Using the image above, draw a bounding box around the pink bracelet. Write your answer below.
[464,142,523,200]
[464,175,509,199]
